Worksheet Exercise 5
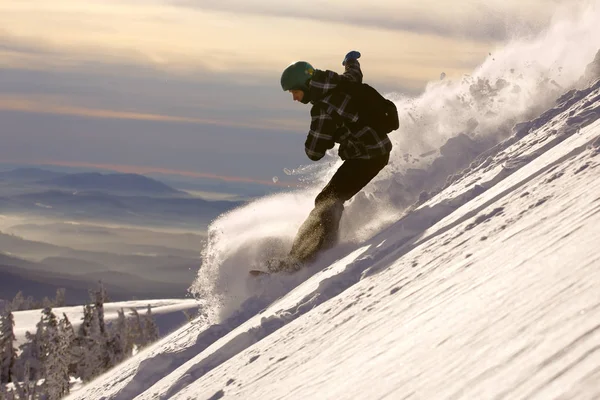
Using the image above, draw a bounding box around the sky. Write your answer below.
[0,0,575,185]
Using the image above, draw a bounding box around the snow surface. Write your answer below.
[68,4,600,400]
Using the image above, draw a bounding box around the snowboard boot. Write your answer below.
[288,199,344,265]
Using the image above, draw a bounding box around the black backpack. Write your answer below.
[336,81,399,134]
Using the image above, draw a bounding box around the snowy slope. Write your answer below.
[67,6,600,400]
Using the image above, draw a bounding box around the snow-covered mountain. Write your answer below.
[68,7,600,400]
[39,173,182,195]
[0,168,244,231]
[0,169,181,195]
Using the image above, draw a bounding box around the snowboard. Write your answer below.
[249,269,270,277]
[249,256,302,277]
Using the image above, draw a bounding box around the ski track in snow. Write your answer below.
[66,75,600,399]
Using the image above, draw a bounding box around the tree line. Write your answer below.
[5,289,67,313]
[0,285,160,400]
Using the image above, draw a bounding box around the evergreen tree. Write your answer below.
[54,289,66,308]
[15,308,56,396]
[12,361,39,400]
[25,295,36,310]
[36,307,60,396]
[42,297,53,309]
[77,305,93,339]
[116,309,132,356]
[10,292,41,312]
[105,309,130,369]
[128,309,144,352]
[60,314,79,376]
[9,293,24,312]
[89,283,108,335]
[143,305,159,346]
[43,314,72,400]
[75,305,103,381]
[17,309,51,381]
[0,310,17,383]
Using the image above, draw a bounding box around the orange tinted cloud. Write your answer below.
[34,160,299,187]
[0,95,301,132]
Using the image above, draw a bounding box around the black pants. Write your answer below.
[287,153,390,266]
[314,153,390,205]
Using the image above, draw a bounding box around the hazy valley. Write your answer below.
[0,167,254,304]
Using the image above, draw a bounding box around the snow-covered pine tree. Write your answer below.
[15,336,36,382]
[77,305,93,339]
[128,308,144,352]
[9,293,24,313]
[42,297,53,309]
[37,307,61,398]
[116,308,132,357]
[13,309,57,397]
[75,305,104,381]
[143,305,159,346]
[90,283,117,373]
[43,313,72,400]
[10,292,40,312]
[16,309,50,381]
[54,289,66,308]
[0,309,17,384]
[60,314,78,376]
[105,308,131,369]
[40,307,59,357]
[12,361,39,400]
[89,282,108,335]
[70,305,89,380]
[0,308,16,397]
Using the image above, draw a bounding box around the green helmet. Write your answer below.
[280,61,315,92]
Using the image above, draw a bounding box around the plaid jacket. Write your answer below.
[304,59,393,161]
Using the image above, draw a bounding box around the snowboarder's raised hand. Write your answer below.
[342,51,361,66]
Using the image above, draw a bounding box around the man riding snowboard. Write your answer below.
[270,50,395,273]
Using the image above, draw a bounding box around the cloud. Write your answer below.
[169,0,561,41]
[0,30,55,56]
[0,1,493,89]
[0,94,303,132]
[0,29,160,72]
[0,48,311,133]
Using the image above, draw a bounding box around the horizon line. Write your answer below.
[3,160,302,188]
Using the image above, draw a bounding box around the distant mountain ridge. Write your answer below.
[41,172,181,195]
[1,168,182,195]
[0,189,242,228]
[0,166,244,229]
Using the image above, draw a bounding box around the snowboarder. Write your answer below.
[270,50,395,273]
